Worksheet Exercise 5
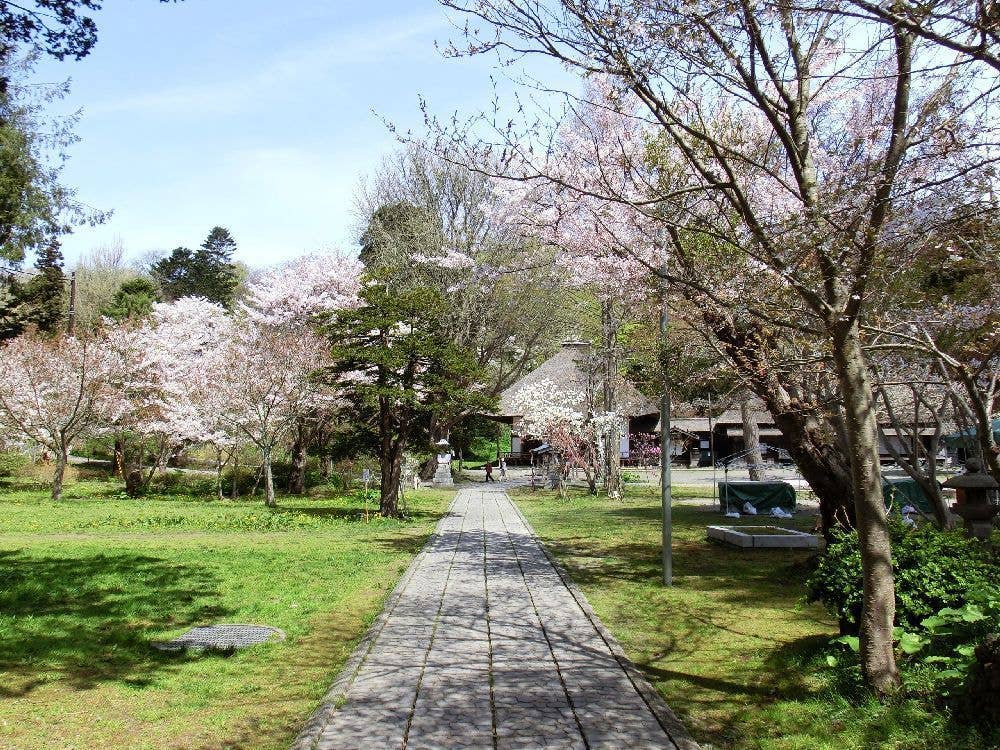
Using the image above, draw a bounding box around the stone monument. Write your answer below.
[943,457,999,539]
[432,438,454,487]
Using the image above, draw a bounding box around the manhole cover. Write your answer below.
[152,624,285,652]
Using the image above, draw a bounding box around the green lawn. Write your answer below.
[0,475,453,750]
[514,486,988,750]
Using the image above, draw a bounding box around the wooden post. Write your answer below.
[66,271,77,335]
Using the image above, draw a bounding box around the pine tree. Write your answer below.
[150,226,239,306]
[0,273,25,340]
[327,279,493,516]
[20,240,66,333]
[193,226,239,305]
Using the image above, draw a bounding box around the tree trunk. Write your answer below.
[117,437,149,498]
[419,417,449,481]
[262,447,276,508]
[701,303,857,535]
[585,462,598,494]
[215,446,225,501]
[958,369,1000,482]
[288,421,307,495]
[123,461,144,497]
[378,394,406,517]
[113,438,125,479]
[231,446,240,500]
[319,454,333,481]
[878,424,950,527]
[380,438,404,516]
[740,397,765,481]
[419,453,439,482]
[832,322,900,695]
[52,445,68,501]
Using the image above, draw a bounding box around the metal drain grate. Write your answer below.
[152,623,285,652]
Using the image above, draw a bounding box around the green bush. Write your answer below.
[0,450,29,478]
[75,436,115,461]
[806,520,998,634]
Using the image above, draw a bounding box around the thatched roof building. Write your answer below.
[496,340,659,420]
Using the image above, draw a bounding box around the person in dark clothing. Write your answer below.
[485,462,496,482]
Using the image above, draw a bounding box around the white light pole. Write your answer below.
[659,261,672,587]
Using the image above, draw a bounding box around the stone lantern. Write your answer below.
[943,457,999,539]
[432,438,454,487]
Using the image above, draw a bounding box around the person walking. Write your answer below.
[498,454,507,480]
[485,462,496,483]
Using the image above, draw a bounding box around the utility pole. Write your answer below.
[709,392,717,511]
[659,263,672,587]
[66,271,77,336]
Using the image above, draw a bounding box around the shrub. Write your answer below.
[806,520,998,634]
[0,450,29,478]
[962,633,1000,733]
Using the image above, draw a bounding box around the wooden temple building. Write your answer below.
[491,340,938,468]
[493,341,659,465]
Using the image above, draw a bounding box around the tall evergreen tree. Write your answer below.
[150,246,195,299]
[195,226,239,305]
[150,226,239,306]
[19,240,65,333]
[0,271,24,339]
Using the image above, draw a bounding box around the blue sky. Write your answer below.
[31,0,573,268]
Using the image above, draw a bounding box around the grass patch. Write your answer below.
[513,486,988,750]
[0,476,453,750]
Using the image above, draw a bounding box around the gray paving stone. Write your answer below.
[301,487,694,750]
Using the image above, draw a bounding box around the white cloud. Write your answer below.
[90,9,449,117]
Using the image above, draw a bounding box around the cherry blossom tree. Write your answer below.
[500,83,660,497]
[242,251,362,494]
[143,296,234,495]
[435,0,999,693]
[839,0,1000,73]
[867,214,1000,480]
[91,297,234,496]
[494,81,860,526]
[213,317,331,507]
[242,251,363,327]
[0,334,112,499]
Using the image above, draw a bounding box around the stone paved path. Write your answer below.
[295,486,698,750]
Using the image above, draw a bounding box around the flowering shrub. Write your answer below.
[511,378,624,493]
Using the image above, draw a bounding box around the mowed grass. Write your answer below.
[514,486,985,750]
[0,475,454,750]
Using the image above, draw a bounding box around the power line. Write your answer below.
[0,264,73,284]
[0,264,40,280]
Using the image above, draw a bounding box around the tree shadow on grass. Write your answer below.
[0,476,121,498]
[185,589,390,750]
[0,549,230,696]
[266,504,444,524]
[633,633,834,747]
[546,532,816,590]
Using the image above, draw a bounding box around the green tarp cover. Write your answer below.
[718,481,796,512]
[882,476,934,514]
[944,417,1000,448]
